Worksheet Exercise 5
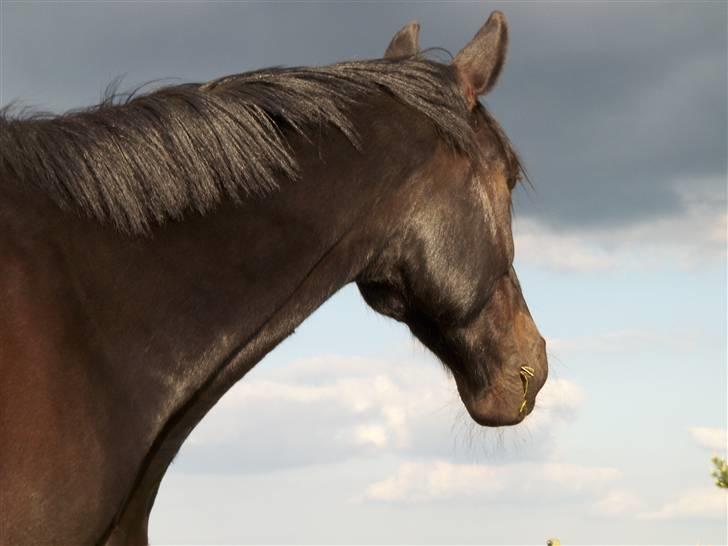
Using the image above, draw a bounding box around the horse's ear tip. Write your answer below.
[384,20,421,59]
[400,20,421,37]
[452,9,510,98]
[485,10,508,33]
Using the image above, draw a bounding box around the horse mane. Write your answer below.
[0,57,520,234]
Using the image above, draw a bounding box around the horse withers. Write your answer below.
[0,11,547,545]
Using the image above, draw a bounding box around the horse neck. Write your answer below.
[43,103,434,452]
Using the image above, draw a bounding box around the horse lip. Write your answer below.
[463,389,529,427]
[454,367,542,427]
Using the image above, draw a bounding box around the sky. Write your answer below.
[2,1,726,544]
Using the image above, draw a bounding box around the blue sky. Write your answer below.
[2,2,726,544]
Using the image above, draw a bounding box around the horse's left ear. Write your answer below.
[384,21,420,58]
[453,11,508,108]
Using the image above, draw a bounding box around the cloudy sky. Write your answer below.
[2,1,726,544]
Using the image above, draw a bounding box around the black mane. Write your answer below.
[0,57,518,234]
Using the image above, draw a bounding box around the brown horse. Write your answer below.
[0,11,547,545]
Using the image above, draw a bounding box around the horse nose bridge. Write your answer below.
[528,334,548,389]
[488,307,547,390]
[511,303,542,346]
[516,316,547,383]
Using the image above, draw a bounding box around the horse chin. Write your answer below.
[455,376,533,428]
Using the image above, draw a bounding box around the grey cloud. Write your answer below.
[2,2,725,229]
[483,3,727,227]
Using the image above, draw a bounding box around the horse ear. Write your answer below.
[384,21,420,58]
[453,11,508,108]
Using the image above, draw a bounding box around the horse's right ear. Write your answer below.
[453,11,509,108]
[384,21,420,59]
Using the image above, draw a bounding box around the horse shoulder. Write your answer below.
[0,195,127,545]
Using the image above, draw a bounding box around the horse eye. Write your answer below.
[507,171,522,191]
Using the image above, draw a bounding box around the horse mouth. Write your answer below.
[455,363,546,427]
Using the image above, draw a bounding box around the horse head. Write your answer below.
[358,12,547,427]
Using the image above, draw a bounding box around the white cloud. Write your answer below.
[591,489,647,516]
[639,487,727,520]
[363,460,505,502]
[354,424,389,448]
[179,355,584,473]
[362,460,618,504]
[186,355,450,451]
[531,377,585,417]
[690,427,727,454]
[514,178,726,272]
[539,462,619,490]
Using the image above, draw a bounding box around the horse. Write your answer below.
[0,11,547,545]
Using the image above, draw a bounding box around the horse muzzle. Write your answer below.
[456,336,548,427]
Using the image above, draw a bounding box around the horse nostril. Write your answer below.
[518,365,535,414]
